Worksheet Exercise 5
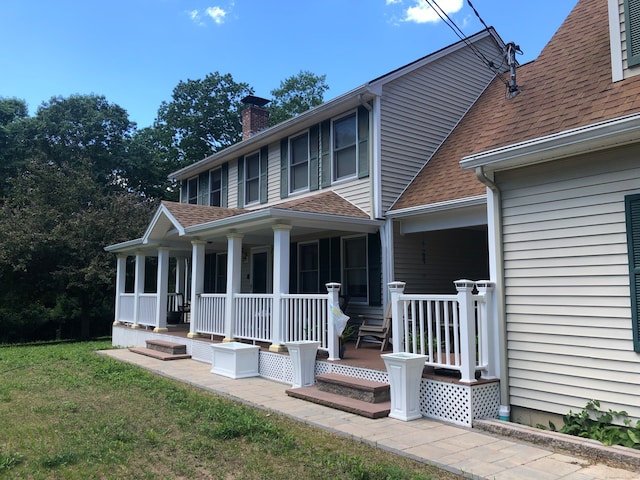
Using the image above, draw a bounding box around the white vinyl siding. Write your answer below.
[380,35,503,213]
[498,145,640,421]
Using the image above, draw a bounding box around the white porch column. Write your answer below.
[476,281,497,379]
[113,254,127,326]
[224,233,243,342]
[154,247,170,333]
[326,282,341,360]
[132,252,146,329]
[388,281,406,352]
[455,279,477,384]
[188,241,206,338]
[269,224,291,352]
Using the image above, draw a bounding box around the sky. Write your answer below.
[0,0,578,129]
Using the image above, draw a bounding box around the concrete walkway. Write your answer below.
[100,349,640,480]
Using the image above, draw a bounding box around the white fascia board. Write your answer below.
[104,238,144,253]
[169,87,376,180]
[460,113,640,172]
[387,195,487,219]
[141,203,184,243]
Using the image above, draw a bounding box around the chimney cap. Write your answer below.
[241,95,270,107]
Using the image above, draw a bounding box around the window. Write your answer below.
[333,113,357,181]
[210,168,222,207]
[299,242,319,293]
[245,152,260,205]
[187,177,198,204]
[625,193,640,352]
[342,236,367,302]
[290,132,309,192]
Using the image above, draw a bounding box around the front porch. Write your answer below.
[112,279,500,427]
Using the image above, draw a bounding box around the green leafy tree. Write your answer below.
[0,158,156,342]
[0,97,31,195]
[268,70,329,126]
[155,72,253,167]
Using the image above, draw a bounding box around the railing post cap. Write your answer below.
[454,279,476,290]
[475,280,495,289]
[325,282,341,291]
[387,281,406,291]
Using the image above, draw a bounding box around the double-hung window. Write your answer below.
[342,235,367,302]
[210,168,222,207]
[187,177,198,204]
[333,112,357,181]
[290,132,309,193]
[245,152,261,205]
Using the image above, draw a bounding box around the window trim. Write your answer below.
[209,167,222,207]
[289,131,310,194]
[332,110,359,183]
[244,150,261,206]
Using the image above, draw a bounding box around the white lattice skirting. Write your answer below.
[113,326,499,427]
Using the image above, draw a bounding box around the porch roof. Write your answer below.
[105,191,381,254]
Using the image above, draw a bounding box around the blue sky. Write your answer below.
[1,0,577,129]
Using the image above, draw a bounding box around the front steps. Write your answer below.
[129,339,191,361]
[286,373,390,419]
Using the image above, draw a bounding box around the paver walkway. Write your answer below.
[100,349,640,480]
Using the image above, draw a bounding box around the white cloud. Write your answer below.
[205,6,227,24]
[386,0,402,4]
[404,0,463,24]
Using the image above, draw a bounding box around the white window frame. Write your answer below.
[289,131,310,194]
[244,151,261,206]
[332,110,358,183]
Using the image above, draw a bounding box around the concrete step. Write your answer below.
[145,339,187,355]
[315,373,390,403]
[286,386,390,419]
[129,347,191,361]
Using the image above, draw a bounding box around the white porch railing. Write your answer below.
[118,293,135,323]
[137,293,157,327]
[234,294,274,342]
[197,294,226,335]
[281,294,329,346]
[389,280,495,383]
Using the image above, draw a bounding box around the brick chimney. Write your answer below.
[241,95,270,140]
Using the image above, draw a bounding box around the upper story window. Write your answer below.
[333,112,357,181]
[187,177,198,204]
[210,168,222,207]
[245,151,261,205]
[290,132,309,193]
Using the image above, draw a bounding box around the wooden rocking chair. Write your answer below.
[355,303,392,351]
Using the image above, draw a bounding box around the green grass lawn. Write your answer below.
[0,340,464,479]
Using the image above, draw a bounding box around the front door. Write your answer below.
[251,247,271,293]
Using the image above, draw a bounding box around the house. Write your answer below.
[106,27,512,426]
[390,0,640,426]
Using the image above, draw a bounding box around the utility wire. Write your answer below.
[424,0,510,88]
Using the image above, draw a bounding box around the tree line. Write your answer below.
[0,70,328,343]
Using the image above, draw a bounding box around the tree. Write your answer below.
[0,158,156,342]
[31,94,135,187]
[155,72,253,167]
[268,71,329,126]
[0,97,31,195]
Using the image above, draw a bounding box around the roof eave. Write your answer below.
[387,195,487,218]
[460,113,640,172]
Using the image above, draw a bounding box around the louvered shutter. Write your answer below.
[280,138,289,199]
[320,120,331,187]
[626,0,640,67]
[260,146,268,204]
[357,105,370,179]
[237,156,244,208]
[309,125,320,191]
[625,193,640,352]
[220,163,228,207]
[180,179,188,203]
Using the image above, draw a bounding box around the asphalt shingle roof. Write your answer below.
[392,0,640,211]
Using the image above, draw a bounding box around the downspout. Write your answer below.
[475,166,510,420]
